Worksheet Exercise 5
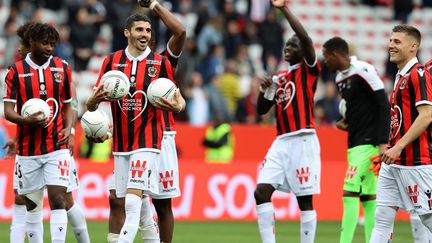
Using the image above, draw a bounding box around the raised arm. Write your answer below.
[138,0,186,56]
[272,0,315,64]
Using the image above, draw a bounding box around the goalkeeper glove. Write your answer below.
[369,155,381,176]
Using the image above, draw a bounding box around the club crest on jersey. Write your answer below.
[399,78,406,90]
[53,73,63,83]
[147,66,157,78]
[40,84,47,95]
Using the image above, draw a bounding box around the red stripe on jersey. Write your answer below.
[389,63,432,166]
[159,49,179,132]
[96,50,174,153]
[274,61,320,135]
[4,58,72,156]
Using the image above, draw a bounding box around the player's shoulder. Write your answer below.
[409,63,427,78]
[52,56,70,67]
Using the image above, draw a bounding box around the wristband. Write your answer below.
[149,0,159,10]
[70,127,75,135]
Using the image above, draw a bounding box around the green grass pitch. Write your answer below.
[0,220,413,242]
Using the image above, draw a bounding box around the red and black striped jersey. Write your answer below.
[425,59,432,73]
[95,47,174,154]
[274,60,321,136]
[389,60,432,166]
[3,55,73,156]
[159,47,179,132]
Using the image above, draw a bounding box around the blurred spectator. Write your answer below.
[258,8,284,71]
[185,72,209,126]
[224,18,244,59]
[68,0,106,71]
[234,43,255,96]
[202,112,234,164]
[236,76,261,123]
[54,24,73,63]
[315,82,340,124]
[393,0,414,23]
[218,59,241,118]
[198,44,224,86]
[2,18,19,67]
[196,15,223,57]
[176,37,199,89]
[206,76,231,122]
[0,123,9,158]
[106,0,136,52]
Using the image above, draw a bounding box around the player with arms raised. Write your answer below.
[253,0,321,242]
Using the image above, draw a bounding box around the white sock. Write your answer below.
[67,203,91,243]
[370,206,396,243]
[10,204,26,243]
[300,210,317,243]
[107,233,119,243]
[26,210,43,243]
[410,214,429,243]
[50,209,68,243]
[118,194,142,243]
[139,196,159,242]
[256,202,275,243]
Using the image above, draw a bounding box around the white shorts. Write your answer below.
[151,132,180,199]
[67,157,80,193]
[257,133,321,196]
[114,151,160,198]
[376,163,432,215]
[16,149,71,195]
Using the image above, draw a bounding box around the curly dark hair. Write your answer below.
[27,23,60,45]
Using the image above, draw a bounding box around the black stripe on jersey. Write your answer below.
[23,63,36,155]
[12,65,24,154]
[408,81,421,165]
[418,69,428,100]
[39,63,48,154]
[9,65,19,102]
[115,52,126,152]
[104,54,114,74]
[301,65,311,128]
[159,57,171,131]
[428,123,432,162]
[139,53,154,148]
[397,89,406,165]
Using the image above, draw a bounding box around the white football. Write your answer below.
[21,98,51,119]
[80,109,110,138]
[339,98,347,119]
[147,77,177,106]
[101,70,130,100]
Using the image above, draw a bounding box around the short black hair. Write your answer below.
[125,13,151,30]
[17,22,36,48]
[323,37,349,55]
[392,24,421,45]
[27,23,59,45]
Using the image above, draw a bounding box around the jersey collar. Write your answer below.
[125,46,151,62]
[25,53,52,70]
[394,57,418,89]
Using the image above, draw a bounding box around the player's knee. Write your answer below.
[25,189,44,212]
[48,192,66,209]
[374,206,396,229]
[154,199,173,217]
[297,195,314,211]
[254,187,271,205]
[64,192,74,210]
[109,191,124,210]
[14,193,26,205]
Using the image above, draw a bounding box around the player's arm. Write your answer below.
[139,0,186,56]
[272,0,315,64]
[4,101,47,126]
[373,89,390,154]
[58,63,75,146]
[2,135,16,158]
[155,89,185,113]
[68,82,79,155]
[335,118,348,131]
[257,76,274,115]
[382,104,432,164]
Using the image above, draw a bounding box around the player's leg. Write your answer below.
[108,189,125,243]
[360,195,376,243]
[65,157,90,243]
[11,159,27,243]
[297,195,317,243]
[370,163,399,243]
[153,198,173,243]
[45,150,72,243]
[341,190,360,243]
[117,152,159,243]
[16,156,45,243]
[410,213,431,243]
[254,183,276,243]
[11,191,27,243]
[139,195,159,243]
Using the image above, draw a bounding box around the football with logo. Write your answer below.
[147,77,177,106]
[21,98,51,120]
[101,70,130,100]
[80,109,110,138]
[339,98,347,119]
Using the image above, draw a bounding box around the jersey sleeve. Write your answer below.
[304,58,321,76]
[159,56,175,84]
[358,64,385,91]
[412,66,432,107]
[94,55,113,88]
[3,66,18,103]
[62,62,73,103]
